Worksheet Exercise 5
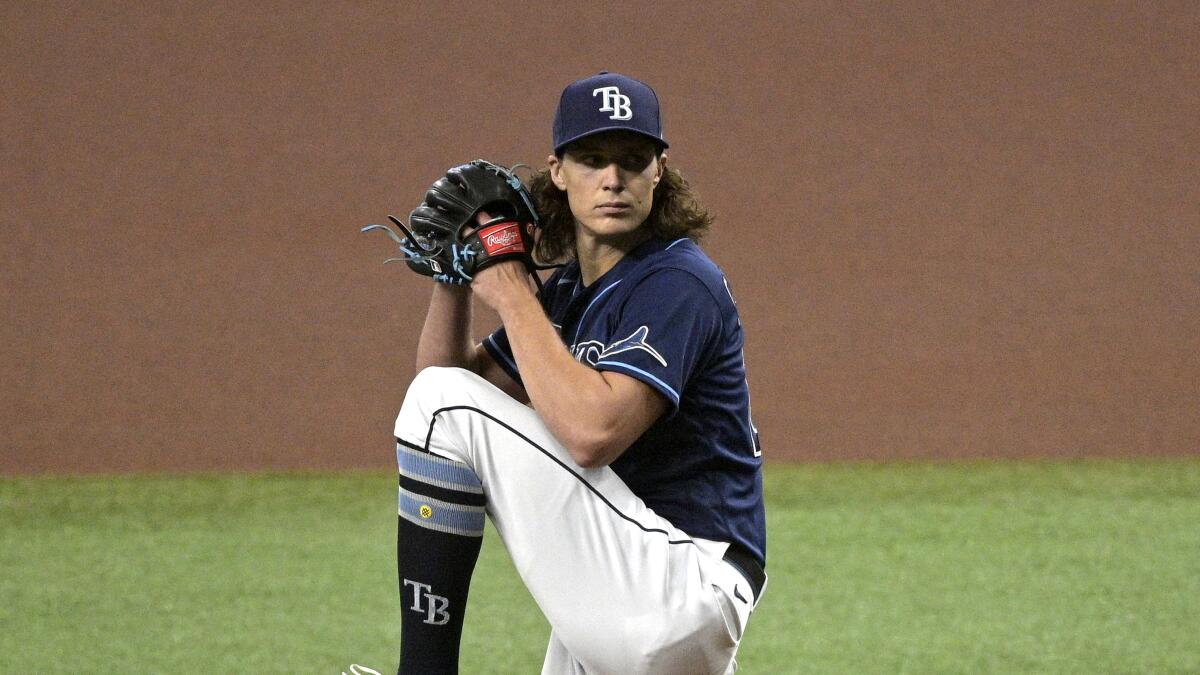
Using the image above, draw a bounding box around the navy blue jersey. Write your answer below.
[483,237,766,566]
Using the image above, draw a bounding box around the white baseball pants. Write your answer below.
[394,367,761,675]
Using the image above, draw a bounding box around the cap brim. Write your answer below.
[554,125,669,155]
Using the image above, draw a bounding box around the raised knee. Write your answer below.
[409,366,482,399]
[401,366,496,420]
[396,366,511,443]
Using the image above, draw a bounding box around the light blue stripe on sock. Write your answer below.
[397,443,483,494]
[399,487,486,537]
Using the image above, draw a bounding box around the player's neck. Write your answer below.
[574,229,648,286]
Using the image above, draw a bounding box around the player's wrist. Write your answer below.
[489,276,539,320]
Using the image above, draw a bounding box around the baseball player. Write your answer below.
[370,71,766,674]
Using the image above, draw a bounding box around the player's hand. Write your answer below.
[472,258,538,313]
[470,211,538,313]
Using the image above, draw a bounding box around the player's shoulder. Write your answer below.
[628,238,729,295]
[615,238,737,316]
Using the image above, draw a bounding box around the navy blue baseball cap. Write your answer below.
[552,71,669,155]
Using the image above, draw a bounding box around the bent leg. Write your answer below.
[395,367,738,674]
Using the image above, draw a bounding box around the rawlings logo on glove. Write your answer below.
[362,160,539,285]
[479,222,526,256]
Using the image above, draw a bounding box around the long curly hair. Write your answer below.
[527,164,713,264]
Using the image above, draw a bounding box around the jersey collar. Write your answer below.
[575,237,675,292]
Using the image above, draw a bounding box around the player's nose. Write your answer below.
[599,161,624,191]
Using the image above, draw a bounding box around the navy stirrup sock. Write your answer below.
[395,441,485,675]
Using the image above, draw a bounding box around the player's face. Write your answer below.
[548,131,665,244]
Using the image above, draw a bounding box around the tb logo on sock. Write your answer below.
[403,579,450,625]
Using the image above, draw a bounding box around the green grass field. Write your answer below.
[2,459,1198,674]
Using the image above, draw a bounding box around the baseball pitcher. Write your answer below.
[365,71,766,675]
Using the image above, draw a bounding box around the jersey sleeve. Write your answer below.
[592,268,722,412]
[480,266,569,386]
[482,326,522,385]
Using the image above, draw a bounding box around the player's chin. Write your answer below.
[587,213,644,233]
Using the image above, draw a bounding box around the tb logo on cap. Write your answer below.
[593,86,632,120]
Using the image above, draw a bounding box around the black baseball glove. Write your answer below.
[363,160,539,284]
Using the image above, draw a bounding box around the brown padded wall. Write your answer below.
[3,3,1197,473]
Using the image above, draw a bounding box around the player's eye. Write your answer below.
[619,154,653,172]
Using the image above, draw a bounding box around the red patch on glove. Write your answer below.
[477,221,526,257]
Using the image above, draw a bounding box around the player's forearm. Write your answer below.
[414,284,478,372]
[495,292,630,466]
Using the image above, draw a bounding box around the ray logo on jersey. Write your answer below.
[572,325,667,368]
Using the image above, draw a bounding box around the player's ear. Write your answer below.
[653,152,666,186]
[547,154,567,190]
